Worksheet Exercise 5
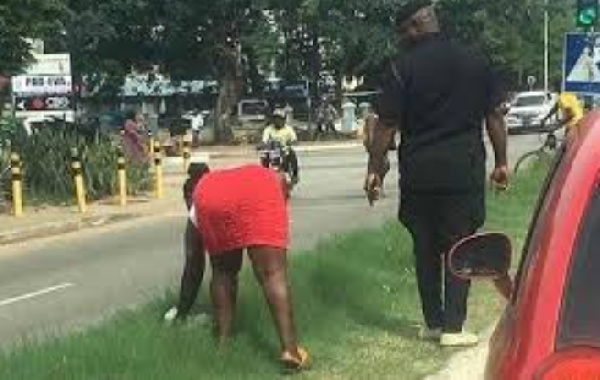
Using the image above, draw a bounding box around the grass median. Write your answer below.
[0,162,550,380]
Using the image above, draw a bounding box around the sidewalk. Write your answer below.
[0,174,185,246]
[425,325,496,380]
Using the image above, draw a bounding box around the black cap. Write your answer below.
[395,0,433,25]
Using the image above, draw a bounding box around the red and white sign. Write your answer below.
[15,95,72,112]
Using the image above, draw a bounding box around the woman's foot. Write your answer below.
[280,346,311,372]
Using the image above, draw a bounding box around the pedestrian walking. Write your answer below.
[314,99,338,140]
[121,110,148,164]
[365,0,509,347]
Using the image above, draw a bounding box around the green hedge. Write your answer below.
[1,117,151,205]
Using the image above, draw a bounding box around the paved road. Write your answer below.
[0,135,542,349]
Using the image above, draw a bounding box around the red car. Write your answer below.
[449,113,600,379]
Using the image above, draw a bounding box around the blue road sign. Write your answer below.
[564,32,600,95]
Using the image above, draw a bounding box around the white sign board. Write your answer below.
[27,54,71,76]
[12,75,73,94]
[11,53,74,121]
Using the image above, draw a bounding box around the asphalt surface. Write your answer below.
[0,135,543,349]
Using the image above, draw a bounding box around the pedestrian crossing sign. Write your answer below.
[563,32,600,95]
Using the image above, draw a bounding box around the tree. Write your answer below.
[38,0,577,140]
[0,0,65,75]
[45,0,169,100]
[0,0,65,114]
[156,0,278,142]
[437,0,574,89]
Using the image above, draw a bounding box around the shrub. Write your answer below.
[1,117,151,205]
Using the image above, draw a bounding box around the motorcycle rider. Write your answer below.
[262,109,300,184]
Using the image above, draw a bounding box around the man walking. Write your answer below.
[365,0,509,347]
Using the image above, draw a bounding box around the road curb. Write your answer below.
[0,213,142,246]
[425,324,497,380]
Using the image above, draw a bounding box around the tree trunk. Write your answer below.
[0,75,10,118]
[214,43,243,144]
[0,93,5,118]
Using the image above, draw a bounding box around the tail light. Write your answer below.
[535,347,600,380]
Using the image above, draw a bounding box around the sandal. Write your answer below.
[280,346,311,372]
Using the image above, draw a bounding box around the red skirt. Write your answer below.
[193,165,289,255]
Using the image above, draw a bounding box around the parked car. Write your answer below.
[505,91,557,134]
[448,112,600,379]
[238,99,269,124]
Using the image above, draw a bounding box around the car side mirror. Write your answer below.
[448,233,514,299]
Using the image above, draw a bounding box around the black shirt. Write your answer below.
[377,33,503,192]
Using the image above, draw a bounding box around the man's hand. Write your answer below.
[364,173,382,206]
[490,165,510,192]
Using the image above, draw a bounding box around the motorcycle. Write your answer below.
[258,140,297,191]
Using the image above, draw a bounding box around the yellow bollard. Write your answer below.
[154,141,164,199]
[117,150,127,207]
[182,135,191,173]
[10,152,23,217]
[71,147,87,214]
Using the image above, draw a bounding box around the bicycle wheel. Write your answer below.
[514,150,542,175]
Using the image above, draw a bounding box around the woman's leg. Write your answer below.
[248,247,298,354]
[210,250,243,345]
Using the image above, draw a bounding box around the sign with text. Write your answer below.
[11,53,74,119]
[12,75,73,94]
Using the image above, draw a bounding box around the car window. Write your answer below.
[512,145,567,303]
[513,95,547,108]
[557,184,600,349]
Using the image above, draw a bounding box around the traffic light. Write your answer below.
[577,0,599,28]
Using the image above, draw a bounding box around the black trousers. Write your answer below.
[400,190,485,333]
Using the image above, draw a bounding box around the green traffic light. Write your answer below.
[579,8,598,26]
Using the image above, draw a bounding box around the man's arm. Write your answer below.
[365,121,397,205]
[288,127,298,144]
[363,114,376,149]
[486,108,509,190]
[262,127,271,144]
[558,107,575,129]
[541,103,560,127]
[368,122,397,174]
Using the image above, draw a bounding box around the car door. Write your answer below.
[486,146,569,379]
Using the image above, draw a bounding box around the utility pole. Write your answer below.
[544,0,549,93]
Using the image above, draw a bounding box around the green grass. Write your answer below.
[0,163,551,380]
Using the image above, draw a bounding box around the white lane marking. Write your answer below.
[0,283,75,308]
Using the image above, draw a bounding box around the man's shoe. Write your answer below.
[440,331,479,347]
[418,327,442,341]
